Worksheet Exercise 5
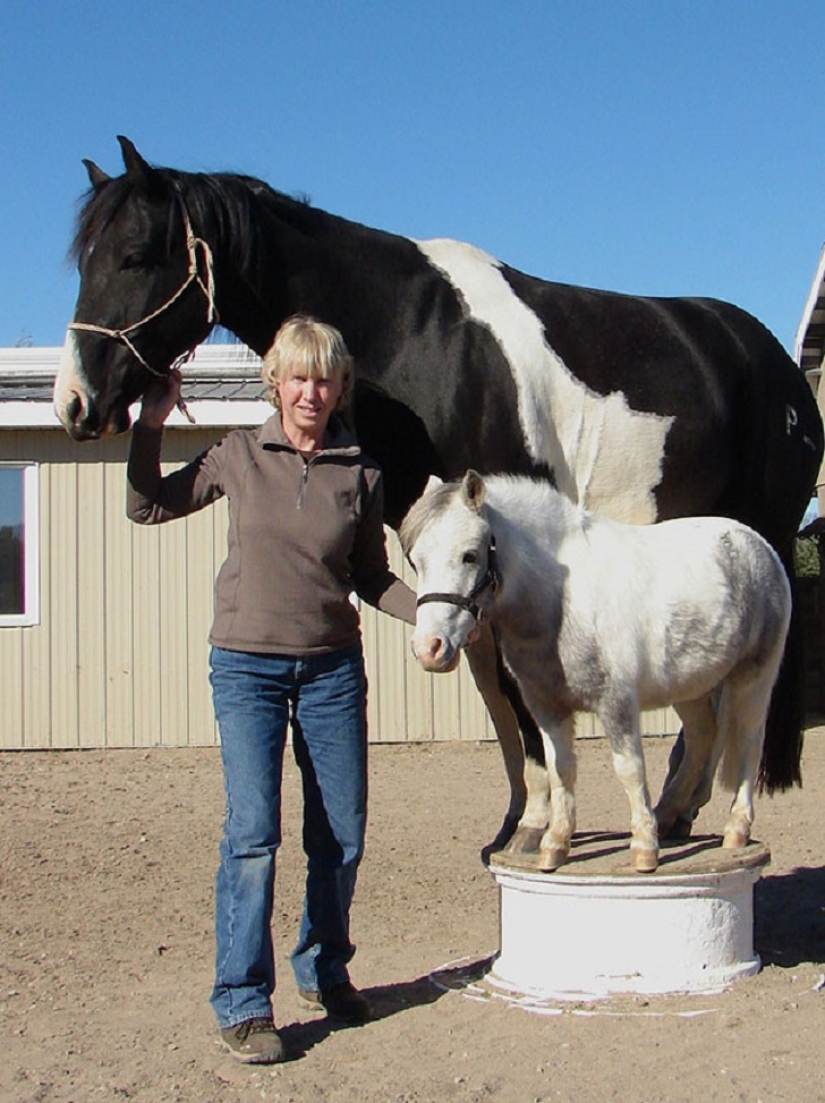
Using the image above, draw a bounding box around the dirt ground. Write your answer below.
[2,727,824,1103]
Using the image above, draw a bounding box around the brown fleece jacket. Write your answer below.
[127,413,416,654]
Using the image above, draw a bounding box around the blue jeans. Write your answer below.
[208,644,368,1029]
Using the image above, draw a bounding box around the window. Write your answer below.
[0,463,39,626]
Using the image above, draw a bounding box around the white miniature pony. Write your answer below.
[401,471,791,873]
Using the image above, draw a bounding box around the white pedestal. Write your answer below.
[487,834,770,999]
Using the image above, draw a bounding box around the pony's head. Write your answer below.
[54,137,218,440]
[400,470,497,672]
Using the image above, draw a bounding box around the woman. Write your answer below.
[127,316,416,1064]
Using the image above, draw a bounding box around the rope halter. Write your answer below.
[67,189,219,380]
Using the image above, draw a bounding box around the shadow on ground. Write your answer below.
[754,866,825,967]
[277,968,455,1061]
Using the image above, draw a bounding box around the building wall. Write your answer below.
[0,427,679,750]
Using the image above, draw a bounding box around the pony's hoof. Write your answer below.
[538,846,567,872]
[722,829,750,849]
[631,848,659,872]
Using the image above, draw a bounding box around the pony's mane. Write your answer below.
[399,481,463,556]
[70,166,318,280]
[400,473,575,559]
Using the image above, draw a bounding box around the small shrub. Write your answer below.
[795,536,820,578]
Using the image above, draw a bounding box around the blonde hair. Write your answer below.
[262,315,354,410]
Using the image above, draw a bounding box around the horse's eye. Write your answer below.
[462,550,478,565]
[120,252,148,271]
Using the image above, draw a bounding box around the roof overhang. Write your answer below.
[0,344,270,429]
[795,242,825,382]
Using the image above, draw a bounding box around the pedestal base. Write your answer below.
[487,833,770,999]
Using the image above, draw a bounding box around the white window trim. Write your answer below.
[0,462,40,627]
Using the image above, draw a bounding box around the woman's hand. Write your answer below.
[136,370,183,429]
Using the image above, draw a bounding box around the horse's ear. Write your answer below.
[117,135,156,185]
[461,469,486,513]
[424,474,443,494]
[83,159,111,193]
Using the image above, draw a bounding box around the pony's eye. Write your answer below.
[462,550,478,565]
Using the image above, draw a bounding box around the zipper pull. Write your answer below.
[297,459,309,508]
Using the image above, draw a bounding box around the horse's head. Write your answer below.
[400,470,497,672]
[54,137,218,440]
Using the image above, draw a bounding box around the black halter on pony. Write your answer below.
[415,537,499,623]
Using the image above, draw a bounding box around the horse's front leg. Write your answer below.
[536,715,577,872]
[466,624,550,860]
[655,695,718,838]
[658,688,722,838]
[603,707,659,872]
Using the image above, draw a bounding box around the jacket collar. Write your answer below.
[258,412,361,456]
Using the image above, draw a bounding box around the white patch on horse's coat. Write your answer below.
[53,330,88,424]
[414,238,675,523]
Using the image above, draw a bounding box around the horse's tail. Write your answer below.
[758,550,804,793]
[745,327,821,794]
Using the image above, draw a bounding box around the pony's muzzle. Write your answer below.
[410,633,461,673]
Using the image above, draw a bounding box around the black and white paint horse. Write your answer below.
[53,137,822,853]
[402,471,791,872]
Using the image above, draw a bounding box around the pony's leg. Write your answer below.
[465,623,549,858]
[717,681,771,849]
[655,696,718,838]
[536,715,577,872]
[604,712,659,872]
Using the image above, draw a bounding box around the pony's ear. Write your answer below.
[462,469,486,513]
[117,135,156,185]
[424,474,443,494]
[83,159,111,193]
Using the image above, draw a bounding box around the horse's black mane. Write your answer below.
[70,167,317,282]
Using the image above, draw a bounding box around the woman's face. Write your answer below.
[277,369,342,446]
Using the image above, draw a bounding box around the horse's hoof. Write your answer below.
[722,829,749,849]
[502,824,545,857]
[538,846,567,872]
[480,813,522,864]
[659,813,695,841]
[631,848,659,873]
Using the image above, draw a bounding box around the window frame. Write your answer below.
[0,462,40,627]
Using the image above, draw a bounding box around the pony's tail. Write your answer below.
[758,555,804,793]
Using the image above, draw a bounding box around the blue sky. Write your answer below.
[1,1,824,355]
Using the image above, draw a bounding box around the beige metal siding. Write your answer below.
[0,429,221,748]
[0,429,679,750]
